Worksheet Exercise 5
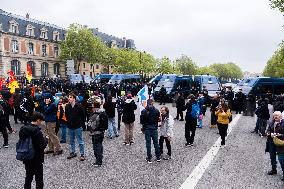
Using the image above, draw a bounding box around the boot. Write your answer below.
[267,170,277,175]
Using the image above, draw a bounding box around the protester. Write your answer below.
[122,94,137,145]
[19,112,47,189]
[116,95,125,131]
[57,97,68,143]
[65,92,86,161]
[210,95,219,128]
[266,111,284,181]
[103,95,118,139]
[215,103,231,147]
[140,99,161,163]
[253,99,270,137]
[42,95,63,156]
[159,106,174,160]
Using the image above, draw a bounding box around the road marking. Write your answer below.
[179,114,242,189]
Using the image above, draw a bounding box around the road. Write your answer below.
[0,102,283,189]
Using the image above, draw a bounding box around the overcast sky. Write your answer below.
[1,0,283,72]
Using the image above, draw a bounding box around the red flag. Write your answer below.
[26,64,32,82]
[31,86,35,97]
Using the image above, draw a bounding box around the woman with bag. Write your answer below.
[266,111,284,181]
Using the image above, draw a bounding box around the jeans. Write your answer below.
[145,130,161,160]
[24,162,43,189]
[92,133,104,165]
[68,127,85,155]
[210,111,217,126]
[0,126,8,145]
[117,113,122,130]
[60,123,67,143]
[185,119,197,144]
[159,136,171,156]
[198,119,203,128]
[218,123,228,145]
[278,153,284,176]
[176,108,183,120]
[108,118,118,138]
[255,118,267,135]
[268,140,277,171]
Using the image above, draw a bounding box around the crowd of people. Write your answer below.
[0,78,284,188]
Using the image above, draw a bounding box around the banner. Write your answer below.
[26,64,32,82]
[8,70,19,94]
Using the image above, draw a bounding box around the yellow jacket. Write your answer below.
[215,109,232,125]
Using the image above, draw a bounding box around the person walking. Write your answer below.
[159,106,174,160]
[122,94,137,145]
[116,95,125,131]
[65,92,86,161]
[215,103,231,147]
[103,95,118,139]
[140,99,161,163]
[42,95,63,156]
[19,112,47,189]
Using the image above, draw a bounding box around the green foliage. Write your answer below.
[156,57,174,74]
[197,66,217,76]
[263,43,284,77]
[175,55,198,75]
[269,0,284,13]
[114,49,140,73]
[207,63,243,79]
[59,24,107,72]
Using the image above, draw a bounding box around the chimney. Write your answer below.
[26,13,30,19]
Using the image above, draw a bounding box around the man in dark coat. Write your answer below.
[234,88,246,114]
[19,112,47,189]
[122,94,137,145]
[159,85,167,105]
[175,92,185,121]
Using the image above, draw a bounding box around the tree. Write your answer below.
[156,57,174,74]
[208,63,243,80]
[263,43,284,77]
[197,66,218,76]
[59,24,107,73]
[175,55,198,75]
[269,0,284,13]
[114,49,139,73]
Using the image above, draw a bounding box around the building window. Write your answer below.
[40,27,48,39]
[27,61,36,77]
[11,40,19,53]
[9,20,19,34]
[54,63,60,76]
[41,62,48,76]
[28,42,34,55]
[54,46,59,57]
[26,24,35,37]
[53,31,60,41]
[96,64,99,69]
[83,63,86,68]
[11,60,21,75]
[42,44,46,56]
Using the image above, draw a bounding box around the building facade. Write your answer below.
[0,9,135,79]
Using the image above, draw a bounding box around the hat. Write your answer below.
[127,94,133,99]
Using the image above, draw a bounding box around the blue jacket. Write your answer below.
[43,103,57,122]
[140,105,160,130]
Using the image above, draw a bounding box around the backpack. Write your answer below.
[186,103,200,119]
[16,137,35,161]
[98,111,108,131]
[88,110,108,132]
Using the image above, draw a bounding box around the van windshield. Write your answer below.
[233,78,258,94]
[201,76,220,91]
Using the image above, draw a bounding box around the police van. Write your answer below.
[108,74,141,84]
[93,74,113,84]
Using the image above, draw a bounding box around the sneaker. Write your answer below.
[185,143,190,146]
[156,158,161,162]
[267,170,277,175]
[163,155,171,160]
[220,144,225,148]
[67,153,77,159]
[145,158,152,164]
[125,143,130,146]
[115,134,119,138]
[123,142,127,145]
[189,143,193,147]
[3,144,8,148]
[53,150,63,156]
[179,119,184,121]
[79,155,85,161]
[93,163,102,167]
[130,141,135,145]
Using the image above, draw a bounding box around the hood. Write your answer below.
[19,125,38,139]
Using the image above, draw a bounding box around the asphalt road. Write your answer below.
[0,102,283,189]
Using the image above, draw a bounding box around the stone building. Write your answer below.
[0,9,136,79]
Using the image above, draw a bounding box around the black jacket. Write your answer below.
[65,103,86,129]
[122,100,137,124]
[19,124,47,163]
[140,105,160,130]
[103,101,116,118]
[176,96,185,109]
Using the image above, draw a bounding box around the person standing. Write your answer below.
[159,106,174,160]
[42,95,63,156]
[103,95,118,139]
[57,97,68,143]
[122,94,137,145]
[266,111,284,181]
[175,92,185,121]
[87,99,107,167]
[140,99,161,163]
[159,85,167,105]
[215,103,231,147]
[19,112,47,189]
[116,95,125,131]
[184,95,200,146]
[253,100,270,137]
[234,88,245,114]
[13,88,22,124]
[65,92,86,161]
[0,97,8,148]
[210,95,219,128]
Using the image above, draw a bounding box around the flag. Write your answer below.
[138,85,149,114]
[26,64,32,82]
[31,85,35,97]
[8,70,19,94]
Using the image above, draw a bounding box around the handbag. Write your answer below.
[273,137,284,147]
